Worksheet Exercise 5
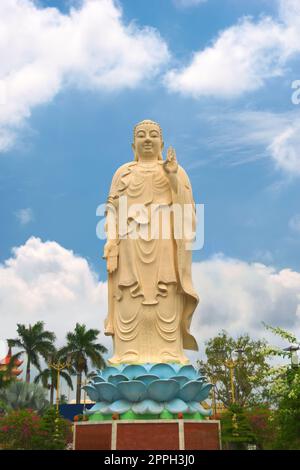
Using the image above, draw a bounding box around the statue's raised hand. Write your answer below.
[163,146,178,174]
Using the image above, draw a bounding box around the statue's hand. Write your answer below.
[163,146,178,174]
[103,240,118,273]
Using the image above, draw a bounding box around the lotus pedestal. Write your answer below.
[73,419,221,450]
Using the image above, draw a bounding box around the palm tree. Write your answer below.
[34,351,74,406]
[60,323,107,404]
[8,322,56,383]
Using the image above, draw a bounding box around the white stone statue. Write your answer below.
[103,120,199,365]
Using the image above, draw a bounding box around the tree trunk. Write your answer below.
[50,383,54,406]
[26,358,31,383]
[76,371,82,404]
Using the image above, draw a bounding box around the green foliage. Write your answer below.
[221,404,256,450]
[197,330,271,407]
[35,407,72,450]
[0,381,49,414]
[60,323,108,403]
[0,407,72,450]
[0,409,42,450]
[8,322,56,383]
[34,349,73,405]
[244,407,275,450]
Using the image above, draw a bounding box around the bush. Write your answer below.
[0,381,49,414]
[0,407,72,450]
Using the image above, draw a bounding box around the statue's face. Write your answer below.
[133,123,163,161]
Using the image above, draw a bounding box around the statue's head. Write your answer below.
[132,119,164,161]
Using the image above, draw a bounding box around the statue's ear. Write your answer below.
[132,143,135,153]
[161,141,164,150]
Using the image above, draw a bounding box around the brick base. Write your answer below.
[74,420,221,450]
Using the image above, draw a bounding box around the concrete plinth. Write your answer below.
[73,419,221,450]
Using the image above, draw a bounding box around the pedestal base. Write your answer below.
[74,419,221,450]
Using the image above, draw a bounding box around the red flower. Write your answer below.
[177,412,183,419]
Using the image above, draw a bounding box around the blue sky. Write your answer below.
[1,0,300,367]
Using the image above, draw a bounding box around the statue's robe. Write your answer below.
[104,160,199,364]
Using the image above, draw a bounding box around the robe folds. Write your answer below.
[104,160,199,365]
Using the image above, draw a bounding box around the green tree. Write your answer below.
[34,350,73,406]
[60,323,107,404]
[197,330,271,407]
[221,404,256,450]
[262,324,300,449]
[8,322,56,383]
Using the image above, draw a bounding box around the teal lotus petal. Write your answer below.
[108,374,128,385]
[85,402,109,415]
[148,379,180,402]
[109,400,131,414]
[117,380,147,402]
[178,380,202,402]
[188,401,213,416]
[101,366,120,380]
[82,384,98,402]
[136,374,159,386]
[122,365,147,379]
[193,383,213,402]
[132,399,164,415]
[94,382,120,402]
[92,377,105,384]
[177,365,197,380]
[169,375,189,387]
[149,363,175,379]
[165,398,189,414]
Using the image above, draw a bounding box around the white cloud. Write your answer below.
[0,237,110,354]
[165,0,300,98]
[193,109,300,177]
[1,238,300,368]
[173,0,207,8]
[268,124,300,176]
[289,214,300,233]
[189,254,300,359]
[0,0,169,152]
[15,208,34,226]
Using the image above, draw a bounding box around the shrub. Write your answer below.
[0,407,72,450]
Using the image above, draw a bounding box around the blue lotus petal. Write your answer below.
[94,382,120,402]
[82,384,98,402]
[122,365,147,379]
[188,401,213,416]
[85,402,110,415]
[149,363,176,379]
[148,379,180,402]
[165,398,189,414]
[169,375,189,387]
[136,374,159,386]
[193,383,213,402]
[132,399,164,415]
[196,376,205,383]
[101,366,120,380]
[117,380,147,402]
[109,400,131,414]
[108,374,128,385]
[92,376,105,384]
[177,365,197,380]
[178,380,202,402]
[99,404,114,414]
